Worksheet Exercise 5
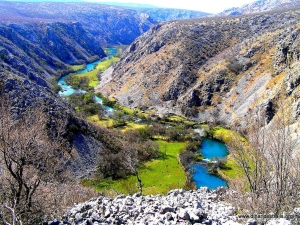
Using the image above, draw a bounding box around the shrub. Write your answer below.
[51,83,62,93]
[227,58,243,74]
[185,141,201,152]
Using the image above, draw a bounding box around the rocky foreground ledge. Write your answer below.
[47,188,291,225]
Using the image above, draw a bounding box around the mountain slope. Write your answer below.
[219,0,300,16]
[0,21,106,82]
[99,2,211,22]
[0,1,156,46]
[0,1,156,178]
[96,9,300,129]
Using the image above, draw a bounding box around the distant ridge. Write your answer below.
[0,1,156,46]
[219,0,300,16]
[88,1,211,21]
[97,2,158,8]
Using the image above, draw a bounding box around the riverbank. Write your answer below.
[206,126,246,183]
[75,57,119,87]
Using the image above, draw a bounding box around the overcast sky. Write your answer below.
[85,0,255,13]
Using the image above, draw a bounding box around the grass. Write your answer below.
[83,140,187,195]
[208,126,235,143]
[97,57,119,72]
[71,64,85,71]
[167,115,196,126]
[74,57,119,87]
[86,114,247,191]
[87,113,148,131]
[118,105,152,119]
[75,69,99,87]
[87,115,115,128]
[119,105,135,116]
[120,122,148,132]
[219,156,244,179]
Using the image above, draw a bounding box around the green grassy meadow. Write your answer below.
[74,57,119,87]
[71,64,85,71]
[82,140,187,195]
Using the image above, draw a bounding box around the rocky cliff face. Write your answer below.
[0,68,115,178]
[97,9,300,130]
[0,2,157,46]
[0,21,106,82]
[0,1,159,178]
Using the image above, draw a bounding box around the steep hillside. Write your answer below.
[219,0,300,16]
[0,1,158,180]
[0,1,156,46]
[97,9,300,129]
[0,66,128,178]
[0,21,106,82]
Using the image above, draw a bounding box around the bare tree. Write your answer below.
[0,96,68,225]
[228,104,300,216]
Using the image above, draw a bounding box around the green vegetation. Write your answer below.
[62,55,244,196]
[65,57,119,89]
[118,105,135,116]
[71,93,243,195]
[97,57,119,72]
[51,83,62,93]
[71,64,85,71]
[206,126,247,180]
[68,92,104,117]
[121,122,148,132]
[207,126,234,143]
[100,95,117,108]
[49,76,62,93]
[219,156,244,179]
[82,141,186,195]
[87,115,115,128]
[167,115,195,125]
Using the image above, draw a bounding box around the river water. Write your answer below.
[57,48,117,112]
[58,49,228,190]
[191,138,228,189]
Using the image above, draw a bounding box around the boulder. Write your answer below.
[178,209,190,220]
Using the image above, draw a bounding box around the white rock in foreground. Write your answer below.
[47,188,295,225]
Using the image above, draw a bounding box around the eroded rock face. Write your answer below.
[97,9,300,129]
[0,2,156,46]
[0,21,106,81]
